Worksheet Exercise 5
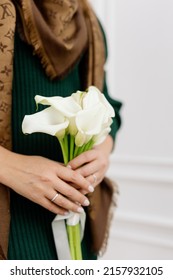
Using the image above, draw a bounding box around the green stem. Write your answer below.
[70,135,75,161]
[66,223,82,260]
[59,138,68,165]
[74,145,80,158]
[74,139,95,158]
[77,144,85,155]
[83,138,95,152]
[64,134,69,162]
[66,225,76,260]
[76,146,84,157]
[58,134,83,260]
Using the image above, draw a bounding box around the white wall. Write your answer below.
[90,0,173,259]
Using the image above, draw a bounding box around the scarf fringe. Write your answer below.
[19,0,57,79]
[98,180,119,257]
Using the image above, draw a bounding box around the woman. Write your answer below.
[0,0,122,260]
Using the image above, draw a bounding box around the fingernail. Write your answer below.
[64,211,70,216]
[77,207,84,213]
[67,164,72,169]
[88,185,94,192]
[83,199,90,206]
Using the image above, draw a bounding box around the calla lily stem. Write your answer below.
[58,133,84,260]
[66,224,82,260]
[59,135,69,165]
[70,135,75,161]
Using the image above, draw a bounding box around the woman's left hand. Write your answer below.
[68,135,114,192]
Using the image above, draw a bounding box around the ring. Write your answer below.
[51,193,59,202]
[92,174,97,184]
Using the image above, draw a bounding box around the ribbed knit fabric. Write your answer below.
[7,32,121,260]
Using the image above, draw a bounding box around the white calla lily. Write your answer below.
[35,95,81,117]
[35,95,82,136]
[82,86,101,109]
[71,90,85,107]
[68,117,78,136]
[81,86,115,134]
[75,131,92,147]
[99,93,115,118]
[52,97,82,136]
[83,86,115,118]
[52,97,82,118]
[75,103,105,146]
[22,107,69,139]
[93,126,111,146]
[50,96,82,136]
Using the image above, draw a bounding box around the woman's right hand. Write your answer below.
[0,146,94,215]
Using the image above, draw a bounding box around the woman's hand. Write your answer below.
[68,135,114,190]
[0,146,94,215]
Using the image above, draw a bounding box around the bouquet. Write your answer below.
[22,86,115,259]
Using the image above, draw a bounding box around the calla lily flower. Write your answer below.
[75,103,106,146]
[22,107,69,140]
[93,126,111,146]
[83,86,115,117]
[35,95,81,117]
[71,90,85,107]
[35,95,82,136]
[74,88,115,146]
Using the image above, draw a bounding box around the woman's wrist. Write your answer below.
[0,146,15,185]
[0,146,8,184]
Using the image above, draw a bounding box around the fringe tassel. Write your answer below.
[18,0,57,79]
[98,179,119,257]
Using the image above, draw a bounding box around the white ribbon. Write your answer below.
[51,211,86,260]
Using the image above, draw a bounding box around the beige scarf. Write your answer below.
[0,0,108,259]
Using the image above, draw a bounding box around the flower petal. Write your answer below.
[35,95,81,118]
[82,86,100,109]
[99,94,115,117]
[83,86,115,118]
[22,107,69,138]
[93,127,111,146]
[68,117,78,135]
[76,104,105,136]
[71,90,85,107]
[35,95,63,106]
[51,96,82,117]
[75,131,86,147]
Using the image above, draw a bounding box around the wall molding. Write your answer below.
[105,155,173,256]
[107,155,173,185]
[111,154,173,166]
[110,212,173,250]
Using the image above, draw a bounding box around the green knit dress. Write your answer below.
[7,32,122,260]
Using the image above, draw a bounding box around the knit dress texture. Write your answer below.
[7,32,122,260]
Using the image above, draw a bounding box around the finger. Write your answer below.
[88,172,102,185]
[49,192,88,214]
[56,166,94,193]
[46,190,88,214]
[52,179,91,207]
[68,150,97,170]
[27,189,69,215]
[76,159,99,178]
[42,197,69,215]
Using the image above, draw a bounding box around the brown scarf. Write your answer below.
[0,0,108,259]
